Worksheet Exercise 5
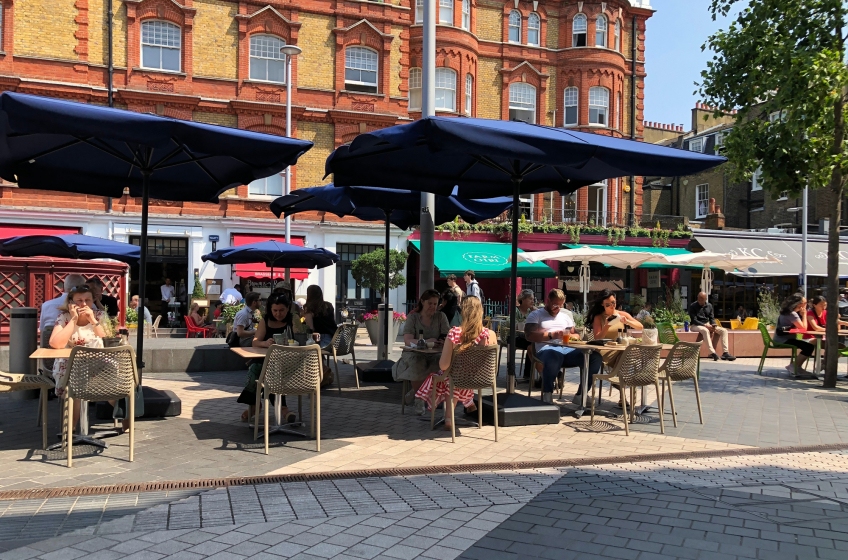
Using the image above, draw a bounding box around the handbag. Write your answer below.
[226,331,240,347]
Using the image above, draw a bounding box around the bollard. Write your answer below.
[9,307,38,400]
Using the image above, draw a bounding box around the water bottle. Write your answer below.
[683,321,690,332]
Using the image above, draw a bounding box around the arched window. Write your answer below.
[509,82,536,124]
[415,0,423,24]
[564,86,578,126]
[439,0,454,25]
[589,86,609,125]
[572,14,587,47]
[249,35,286,83]
[408,67,422,110]
[435,68,457,111]
[465,73,473,116]
[508,11,521,43]
[596,15,607,47]
[527,13,540,46]
[345,47,378,93]
[141,20,181,71]
[461,0,471,30]
[614,19,621,51]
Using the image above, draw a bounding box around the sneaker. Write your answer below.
[710,352,720,361]
[413,399,425,416]
[541,392,553,404]
[721,353,736,361]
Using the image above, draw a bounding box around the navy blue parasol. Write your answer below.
[0,92,313,375]
[0,234,141,264]
[271,184,514,360]
[325,116,727,398]
[202,240,339,282]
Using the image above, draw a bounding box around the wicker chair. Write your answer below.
[323,323,359,394]
[254,344,322,454]
[0,369,55,449]
[146,315,161,338]
[590,344,663,436]
[61,346,138,467]
[429,343,499,443]
[657,342,703,427]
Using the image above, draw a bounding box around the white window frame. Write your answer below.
[751,166,763,191]
[518,196,533,220]
[248,171,286,199]
[141,20,181,72]
[439,0,453,25]
[777,190,789,201]
[715,131,725,147]
[434,67,457,112]
[249,34,287,84]
[595,15,607,47]
[508,10,521,43]
[696,183,709,219]
[616,91,622,130]
[344,46,378,93]
[461,0,470,30]
[614,19,621,51]
[689,137,704,153]
[408,67,422,111]
[415,0,423,24]
[572,14,587,47]
[465,73,473,116]
[527,13,541,47]
[509,82,536,124]
[588,86,609,126]
[563,86,578,126]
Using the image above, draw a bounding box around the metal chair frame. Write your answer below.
[323,323,359,394]
[658,341,703,427]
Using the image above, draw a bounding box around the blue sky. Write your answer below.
[643,0,742,128]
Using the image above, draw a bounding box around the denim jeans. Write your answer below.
[536,345,603,394]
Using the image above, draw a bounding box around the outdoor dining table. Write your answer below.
[788,328,848,375]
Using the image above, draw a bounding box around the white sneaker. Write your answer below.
[541,392,553,404]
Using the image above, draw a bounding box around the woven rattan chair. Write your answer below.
[0,369,55,449]
[323,323,358,394]
[61,346,138,467]
[657,342,703,427]
[254,344,322,454]
[590,344,663,436]
[429,343,499,443]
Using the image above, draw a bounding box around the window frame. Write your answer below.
[508,10,521,44]
[439,0,454,25]
[408,67,422,111]
[751,166,763,191]
[572,14,587,47]
[248,171,287,200]
[695,183,709,219]
[415,0,423,24]
[344,46,379,94]
[248,34,287,84]
[616,91,622,130]
[509,82,537,124]
[688,137,705,153]
[595,15,607,48]
[434,67,457,112]
[140,19,182,72]
[614,19,621,51]
[563,86,578,127]
[465,73,473,116]
[461,0,470,30]
[527,12,541,47]
[588,86,609,126]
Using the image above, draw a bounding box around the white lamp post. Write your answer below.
[280,44,303,282]
[787,184,809,297]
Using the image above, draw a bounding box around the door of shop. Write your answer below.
[130,236,189,321]
[336,243,382,318]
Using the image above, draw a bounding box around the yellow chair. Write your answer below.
[741,318,759,330]
[729,319,743,330]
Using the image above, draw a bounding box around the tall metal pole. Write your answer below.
[801,184,809,297]
[418,0,436,293]
[284,53,293,283]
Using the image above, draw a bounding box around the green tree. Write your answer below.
[698,0,848,387]
[192,277,206,299]
[350,249,407,299]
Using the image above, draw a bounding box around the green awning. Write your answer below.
[410,240,556,278]
[562,244,695,269]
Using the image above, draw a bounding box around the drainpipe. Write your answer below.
[628,16,637,227]
[106,0,114,214]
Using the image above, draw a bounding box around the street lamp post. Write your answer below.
[788,184,810,297]
[280,44,303,283]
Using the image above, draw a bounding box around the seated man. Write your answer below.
[234,292,261,347]
[689,292,735,361]
[525,288,602,405]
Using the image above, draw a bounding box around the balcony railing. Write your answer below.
[486,209,689,230]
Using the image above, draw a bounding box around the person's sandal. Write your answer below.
[241,409,250,422]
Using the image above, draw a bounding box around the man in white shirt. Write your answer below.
[160,278,175,317]
[220,284,243,305]
[40,274,86,331]
[524,288,602,404]
[234,292,261,347]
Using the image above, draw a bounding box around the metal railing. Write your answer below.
[405,299,512,317]
[483,210,688,229]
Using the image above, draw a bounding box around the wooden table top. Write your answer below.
[230,346,268,359]
[29,348,72,359]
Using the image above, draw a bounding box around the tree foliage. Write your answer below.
[698,0,848,386]
[350,249,408,297]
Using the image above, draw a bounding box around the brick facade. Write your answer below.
[0,0,652,225]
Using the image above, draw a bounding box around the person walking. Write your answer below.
[464,270,482,300]
[688,292,735,361]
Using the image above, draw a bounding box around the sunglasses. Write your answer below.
[603,302,617,308]
[69,286,92,294]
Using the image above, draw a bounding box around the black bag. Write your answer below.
[226,331,240,347]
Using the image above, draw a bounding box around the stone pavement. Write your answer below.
[2,450,848,559]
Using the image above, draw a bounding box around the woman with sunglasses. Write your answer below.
[586,290,643,393]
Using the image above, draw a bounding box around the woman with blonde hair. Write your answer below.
[415,296,497,430]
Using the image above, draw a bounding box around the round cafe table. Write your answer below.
[788,328,848,376]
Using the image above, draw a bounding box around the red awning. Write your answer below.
[0,225,80,238]
[231,234,309,280]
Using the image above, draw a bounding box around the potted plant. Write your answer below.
[220,303,242,336]
[350,248,408,346]
[361,310,407,346]
[641,316,659,345]
[757,290,780,331]
[570,304,586,338]
[100,310,122,347]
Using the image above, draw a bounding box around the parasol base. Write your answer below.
[356,360,395,383]
[480,392,560,427]
[95,387,181,419]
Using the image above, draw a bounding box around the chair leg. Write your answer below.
[352,348,360,389]
[36,389,43,427]
[630,387,636,423]
[315,388,320,453]
[497,345,504,378]
[449,378,456,443]
[654,381,665,434]
[41,387,48,450]
[666,378,678,428]
[401,379,408,415]
[477,390,482,429]
[66,396,73,468]
[492,382,498,442]
[659,377,665,421]
[128,387,135,462]
[253,382,261,442]
[430,381,438,430]
[590,379,597,423]
[334,351,342,396]
[310,392,316,439]
[758,348,767,375]
[264,396,270,455]
[692,377,704,425]
[620,388,630,436]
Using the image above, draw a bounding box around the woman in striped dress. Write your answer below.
[415,296,497,431]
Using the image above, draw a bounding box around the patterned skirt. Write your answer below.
[415,372,476,409]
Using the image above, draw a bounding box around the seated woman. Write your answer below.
[415,296,497,430]
[394,289,450,414]
[775,293,814,374]
[238,293,296,423]
[303,285,337,348]
[586,290,642,402]
[189,302,216,336]
[49,285,130,432]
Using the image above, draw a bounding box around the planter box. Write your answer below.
[363,319,402,346]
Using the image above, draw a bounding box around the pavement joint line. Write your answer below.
[2,442,848,501]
